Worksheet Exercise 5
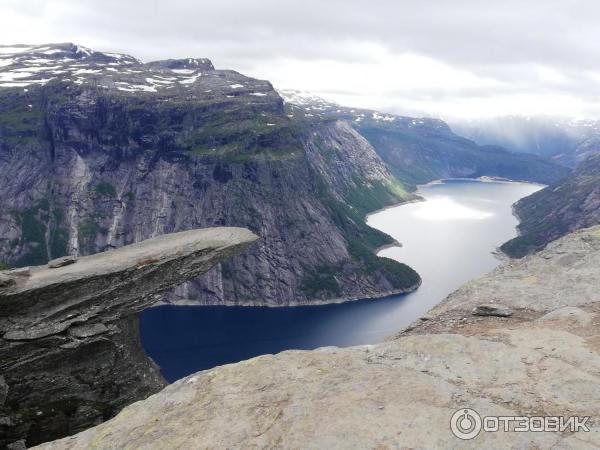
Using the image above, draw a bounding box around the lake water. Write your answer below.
[140,179,542,382]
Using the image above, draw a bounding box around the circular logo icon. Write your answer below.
[450,408,482,440]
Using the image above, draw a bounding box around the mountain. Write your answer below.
[0,43,421,306]
[0,45,568,306]
[501,153,600,257]
[279,90,570,187]
[450,116,600,167]
[557,135,600,167]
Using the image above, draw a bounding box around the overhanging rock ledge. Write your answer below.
[0,227,258,448]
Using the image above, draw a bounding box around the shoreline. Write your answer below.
[157,176,536,310]
[418,175,546,188]
[364,195,423,222]
[152,190,424,310]
[153,278,422,309]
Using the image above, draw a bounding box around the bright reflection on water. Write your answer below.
[141,179,542,382]
[411,196,494,220]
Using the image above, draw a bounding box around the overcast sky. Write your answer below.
[2,0,600,119]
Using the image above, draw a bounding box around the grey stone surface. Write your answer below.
[38,227,600,449]
[0,273,14,288]
[48,256,77,268]
[472,304,513,317]
[67,323,108,338]
[0,227,257,447]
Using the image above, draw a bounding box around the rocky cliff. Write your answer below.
[0,227,258,448]
[39,226,600,449]
[502,153,600,257]
[0,43,420,306]
[0,45,573,306]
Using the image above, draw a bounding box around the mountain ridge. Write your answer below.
[0,44,568,306]
[450,115,600,167]
[501,153,600,257]
[279,89,570,187]
[0,43,421,306]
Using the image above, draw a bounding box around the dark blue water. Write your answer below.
[141,179,542,382]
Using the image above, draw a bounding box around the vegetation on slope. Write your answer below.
[501,153,600,257]
[300,168,420,298]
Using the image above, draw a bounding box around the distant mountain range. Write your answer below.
[450,116,600,167]
[279,90,569,187]
[279,91,600,258]
[446,116,600,257]
[0,44,569,307]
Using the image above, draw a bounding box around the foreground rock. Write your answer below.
[0,227,258,447]
[47,256,77,269]
[471,304,513,317]
[40,227,600,449]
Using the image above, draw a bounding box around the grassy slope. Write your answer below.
[501,153,600,257]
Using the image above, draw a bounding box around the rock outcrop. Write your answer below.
[40,227,600,449]
[0,227,258,447]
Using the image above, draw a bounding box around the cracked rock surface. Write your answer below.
[39,226,600,449]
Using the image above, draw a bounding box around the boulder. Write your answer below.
[0,273,14,288]
[472,304,513,317]
[47,256,77,268]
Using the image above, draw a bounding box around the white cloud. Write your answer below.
[1,0,600,119]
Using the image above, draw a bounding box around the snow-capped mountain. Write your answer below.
[0,42,276,100]
[277,88,448,131]
[277,90,568,186]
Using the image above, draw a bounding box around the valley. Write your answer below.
[0,44,568,308]
[140,179,541,382]
[0,40,598,449]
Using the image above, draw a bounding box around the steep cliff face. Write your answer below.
[0,227,258,447]
[501,153,600,257]
[39,227,600,449]
[279,90,570,187]
[0,43,420,305]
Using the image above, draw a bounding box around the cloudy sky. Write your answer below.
[1,0,600,119]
